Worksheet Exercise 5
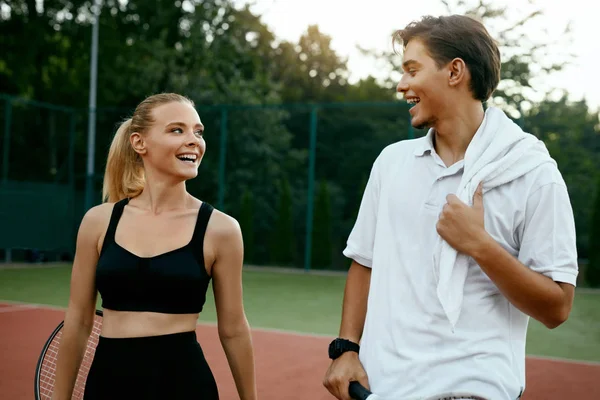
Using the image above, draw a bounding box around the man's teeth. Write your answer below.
[407,98,420,105]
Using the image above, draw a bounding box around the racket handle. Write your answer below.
[349,381,372,400]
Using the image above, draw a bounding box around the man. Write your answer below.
[323,15,578,400]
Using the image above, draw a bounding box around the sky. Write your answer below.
[235,0,600,111]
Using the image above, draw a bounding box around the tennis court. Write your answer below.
[1,264,599,399]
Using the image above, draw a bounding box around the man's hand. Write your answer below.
[436,182,491,256]
[323,352,369,400]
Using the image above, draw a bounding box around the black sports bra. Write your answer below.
[95,198,213,314]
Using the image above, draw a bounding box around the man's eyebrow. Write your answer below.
[402,59,421,69]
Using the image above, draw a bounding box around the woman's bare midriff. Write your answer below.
[100,309,199,338]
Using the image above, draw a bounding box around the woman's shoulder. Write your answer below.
[70,203,117,251]
[202,202,241,241]
[85,201,118,220]
[78,202,117,234]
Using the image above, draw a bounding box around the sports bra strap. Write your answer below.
[100,198,129,255]
[191,202,214,264]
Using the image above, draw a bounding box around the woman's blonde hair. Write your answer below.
[102,93,195,203]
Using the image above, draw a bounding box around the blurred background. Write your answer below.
[0,0,599,284]
[1,2,600,399]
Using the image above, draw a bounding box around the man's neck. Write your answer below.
[433,102,485,167]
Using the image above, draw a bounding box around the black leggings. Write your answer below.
[83,330,219,399]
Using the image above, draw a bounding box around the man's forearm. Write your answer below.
[339,261,371,343]
[471,235,573,328]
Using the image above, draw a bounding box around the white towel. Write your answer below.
[434,106,556,330]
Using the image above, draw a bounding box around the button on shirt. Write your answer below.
[343,130,578,400]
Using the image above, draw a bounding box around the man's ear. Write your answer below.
[448,57,467,87]
[130,132,147,155]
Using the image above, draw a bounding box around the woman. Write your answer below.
[51,93,257,399]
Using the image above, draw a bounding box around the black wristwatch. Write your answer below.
[328,338,360,360]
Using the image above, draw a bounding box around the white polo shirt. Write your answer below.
[343,129,578,400]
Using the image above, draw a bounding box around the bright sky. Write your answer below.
[236,0,600,111]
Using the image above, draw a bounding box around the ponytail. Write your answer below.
[102,119,145,203]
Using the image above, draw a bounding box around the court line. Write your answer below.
[2,299,600,367]
[0,299,66,312]
[192,320,334,339]
[0,299,334,337]
[0,300,334,338]
[0,304,39,313]
[526,355,600,367]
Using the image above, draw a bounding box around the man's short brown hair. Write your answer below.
[393,15,501,102]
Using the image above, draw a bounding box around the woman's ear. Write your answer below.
[130,132,147,155]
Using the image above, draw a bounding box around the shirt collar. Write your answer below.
[413,128,436,156]
[412,109,491,158]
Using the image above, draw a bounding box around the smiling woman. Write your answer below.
[102,93,204,203]
[49,93,258,400]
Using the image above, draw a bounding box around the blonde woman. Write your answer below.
[51,93,257,400]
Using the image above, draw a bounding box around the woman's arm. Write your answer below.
[210,213,257,400]
[52,205,108,400]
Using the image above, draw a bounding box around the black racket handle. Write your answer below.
[349,381,372,400]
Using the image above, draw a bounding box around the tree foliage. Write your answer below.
[1,0,598,279]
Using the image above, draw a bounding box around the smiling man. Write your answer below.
[322,15,578,400]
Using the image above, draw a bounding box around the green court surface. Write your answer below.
[1,264,598,362]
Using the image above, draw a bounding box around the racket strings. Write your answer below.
[37,314,102,400]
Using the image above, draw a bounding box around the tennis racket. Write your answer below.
[34,309,103,400]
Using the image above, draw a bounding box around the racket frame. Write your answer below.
[34,309,103,400]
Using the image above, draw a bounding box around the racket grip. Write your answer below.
[349,381,372,400]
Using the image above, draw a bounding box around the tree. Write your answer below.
[270,178,296,266]
[239,188,255,264]
[441,0,573,114]
[271,25,350,103]
[355,0,573,114]
[525,95,600,259]
[587,175,600,287]
[311,180,333,269]
[2,0,597,274]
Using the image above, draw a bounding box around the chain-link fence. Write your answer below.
[1,94,598,276]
